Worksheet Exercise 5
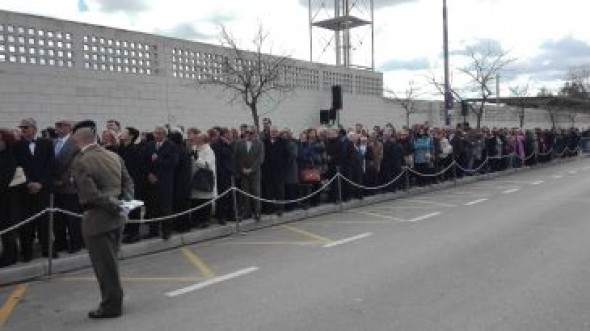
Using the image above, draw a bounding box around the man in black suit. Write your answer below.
[211,128,236,224]
[261,126,289,216]
[52,119,82,254]
[144,126,178,240]
[13,118,55,261]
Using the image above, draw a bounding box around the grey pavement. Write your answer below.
[2,157,590,330]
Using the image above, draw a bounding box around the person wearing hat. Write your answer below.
[70,120,133,318]
[52,120,83,254]
[13,118,56,261]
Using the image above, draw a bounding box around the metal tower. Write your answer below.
[309,0,374,70]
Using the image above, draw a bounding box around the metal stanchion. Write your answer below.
[47,194,55,278]
[231,177,241,233]
[336,167,343,211]
[453,160,458,186]
[404,167,410,193]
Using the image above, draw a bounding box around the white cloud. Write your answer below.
[1,0,589,96]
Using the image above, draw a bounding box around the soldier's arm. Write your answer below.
[72,160,120,214]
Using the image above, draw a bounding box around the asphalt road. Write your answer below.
[3,158,590,330]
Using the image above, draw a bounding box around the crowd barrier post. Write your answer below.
[47,194,55,278]
[336,167,343,210]
[230,176,241,233]
[404,167,410,193]
[453,160,458,186]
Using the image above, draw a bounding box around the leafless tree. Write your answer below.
[385,80,421,128]
[537,87,559,130]
[425,72,471,126]
[458,43,516,128]
[566,110,578,128]
[509,81,531,128]
[199,25,294,130]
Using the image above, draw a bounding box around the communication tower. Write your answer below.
[309,0,374,70]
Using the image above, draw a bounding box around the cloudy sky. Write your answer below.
[1,0,589,98]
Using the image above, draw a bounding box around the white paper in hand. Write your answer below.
[120,200,145,216]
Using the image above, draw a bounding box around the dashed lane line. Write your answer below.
[402,212,442,223]
[347,210,403,221]
[503,188,520,194]
[166,267,259,298]
[376,205,434,210]
[0,284,28,326]
[552,175,563,179]
[322,233,373,248]
[404,199,456,208]
[531,180,544,185]
[465,198,489,206]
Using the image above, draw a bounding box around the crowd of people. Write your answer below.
[0,116,585,268]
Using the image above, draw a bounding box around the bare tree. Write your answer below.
[385,80,421,127]
[458,43,516,129]
[509,81,531,128]
[563,65,590,98]
[566,110,578,128]
[425,72,471,126]
[199,25,294,130]
[537,87,559,130]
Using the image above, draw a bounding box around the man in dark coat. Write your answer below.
[211,127,236,224]
[234,126,264,220]
[13,118,55,261]
[169,131,193,232]
[52,119,82,254]
[144,126,179,239]
[119,127,147,243]
[261,126,290,215]
[380,130,404,192]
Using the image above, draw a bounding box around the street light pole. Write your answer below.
[443,0,452,126]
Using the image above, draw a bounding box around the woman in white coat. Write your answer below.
[188,130,217,229]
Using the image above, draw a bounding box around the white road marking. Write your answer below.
[405,199,456,207]
[531,181,544,185]
[583,166,590,170]
[323,233,373,248]
[403,212,442,222]
[552,175,563,179]
[348,210,403,221]
[465,198,488,206]
[166,267,259,297]
[503,188,519,194]
[569,171,578,175]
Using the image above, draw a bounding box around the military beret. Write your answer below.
[72,120,97,134]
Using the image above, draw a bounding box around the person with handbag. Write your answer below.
[0,129,25,267]
[188,131,217,228]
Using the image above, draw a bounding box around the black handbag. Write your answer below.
[192,166,215,192]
